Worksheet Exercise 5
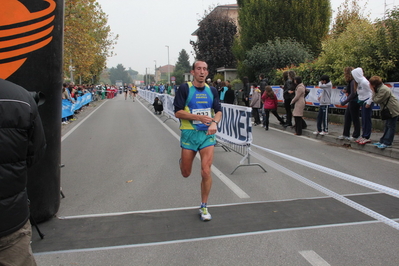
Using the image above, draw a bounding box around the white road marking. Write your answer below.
[268,127,322,142]
[299,250,331,266]
[61,100,108,142]
[271,126,399,163]
[58,191,380,220]
[34,218,399,256]
[342,146,399,165]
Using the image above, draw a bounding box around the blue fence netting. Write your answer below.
[62,93,92,118]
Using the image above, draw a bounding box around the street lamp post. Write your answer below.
[165,45,170,85]
[154,60,157,83]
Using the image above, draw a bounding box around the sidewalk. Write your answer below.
[269,117,399,160]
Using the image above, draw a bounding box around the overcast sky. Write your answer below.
[95,0,394,75]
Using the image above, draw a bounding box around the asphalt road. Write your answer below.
[33,94,399,266]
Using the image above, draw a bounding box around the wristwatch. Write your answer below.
[212,120,219,124]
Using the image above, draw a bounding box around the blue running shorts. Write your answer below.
[180,130,216,151]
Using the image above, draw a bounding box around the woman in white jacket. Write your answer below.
[351,67,373,145]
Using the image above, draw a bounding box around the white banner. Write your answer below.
[272,83,399,110]
[138,89,253,145]
[216,103,253,145]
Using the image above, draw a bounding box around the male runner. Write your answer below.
[173,60,222,221]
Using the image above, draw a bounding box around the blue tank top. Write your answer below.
[180,82,214,131]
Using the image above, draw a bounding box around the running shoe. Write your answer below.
[319,131,329,135]
[355,137,364,143]
[359,138,371,145]
[377,144,391,149]
[337,135,346,140]
[372,142,381,146]
[199,207,212,221]
[313,131,320,135]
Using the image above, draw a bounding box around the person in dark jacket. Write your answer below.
[153,96,163,115]
[282,70,296,126]
[258,73,268,96]
[240,76,250,106]
[338,67,360,141]
[223,80,235,104]
[0,79,46,266]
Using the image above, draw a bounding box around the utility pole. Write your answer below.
[154,60,157,83]
[166,45,170,85]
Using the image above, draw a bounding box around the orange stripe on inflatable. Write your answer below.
[0,58,26,79]
[0,26,53,49]
[0,37,52,60]
[0,16,54,38]
[0,0,56,27]
[28,0,56,20]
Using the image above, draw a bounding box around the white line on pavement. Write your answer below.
[61,100,108,142]
[59,191,380,220]
[299,250,331,266]
[34,218,399,256]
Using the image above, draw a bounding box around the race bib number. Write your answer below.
[192,108,211,124]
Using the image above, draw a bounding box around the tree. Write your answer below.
[172,49,191,85]
[175,49,191,73]
[109,64,132,85]
[236,0,331,58]
[191,8,237,78]
[242,38,313,82]
[64,0,118,84]
[127,68,139,81]
[315,20,392,84]
[330,0,368,38]
[375,7,399,81]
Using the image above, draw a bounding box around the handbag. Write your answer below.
[380,96,392,120]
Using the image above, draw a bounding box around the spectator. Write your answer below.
[219,81,228,103]
[241,76,250,107]
[258,73,268,96]
[338,67,360,141]
[282,71,296,127]
[62,83,73,125]
[313,75,332,135]
[216,79,223,98]
[166,83,172,94]
[250,84,262,126]
[352,67,373,145]
[369,76,399,149]
[291,76,306,135]
[153,96,163,115]
[261,86,286,130]
[224,80,235,104]
[0,79,46,266]
[159,84,165,94]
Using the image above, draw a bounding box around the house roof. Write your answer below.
[191,4,239,36]
[157,64,175,73]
